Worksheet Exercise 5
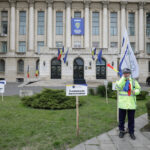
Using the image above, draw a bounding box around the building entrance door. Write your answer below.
[73,58,84,80]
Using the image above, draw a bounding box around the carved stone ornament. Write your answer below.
[139,2,146,9]
[102,0,109,6]
[27,0,35,4]
[46,0,53,4]
[9,0,16,3]
[65,0,72,4]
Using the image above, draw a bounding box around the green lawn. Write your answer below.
[0,95,148,150]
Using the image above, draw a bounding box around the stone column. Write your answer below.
[121,1,127,41]
[9,0,16,51]
[84,0,90,48]
[28,0,34,51]
[47,0,53,48]
[139,2,144,52]
[102,1,108,48]
[65,0,71,48]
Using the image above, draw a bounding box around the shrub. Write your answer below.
[21,88,84,110]
[89,88,95,95]
[137,91,148,100]
[96,85,105,97]
[146,100,150,122]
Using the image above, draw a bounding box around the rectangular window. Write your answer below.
[74,11,81,18]
[37,41,44,53]
[92,12,99,35]
[1,11,8,35]
[110,42,118,48]
[146,13,150,37]
[130,42,135,52]
[110,12,117,36]
[74,41,81,48]
[1,42,7,53]
[92,42,99,48]
[56,12,63,35]
[37,11,45,35]
[19,11,26,35]
[128,13,135,36]
[147,43,150,54]
[56,41,63,48]
[19,41,26,53]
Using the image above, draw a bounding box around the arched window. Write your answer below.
[96,58,106,79]
[0,59,5,73]
[51,58,61,79]
[36,59,39,71]
[17,59,24,73]
[73,57,84,79]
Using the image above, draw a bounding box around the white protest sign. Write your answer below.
[0,84,4,93]
[112,82,117,91]
[66,84,88,96]
[0,80,6,85]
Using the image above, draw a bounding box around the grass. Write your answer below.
[0,95,148,150]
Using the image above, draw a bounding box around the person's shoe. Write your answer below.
[119,131,125,138]
[130,133,136,140]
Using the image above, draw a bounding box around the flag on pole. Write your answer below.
[91,48,96,60]
[35,70,39,77]
[98,49,102,63]
[57,46,64,60]
[119,27,139,78]
[27,65,30,78]
[63,48,69,63]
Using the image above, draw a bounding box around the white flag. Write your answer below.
[119,27,139,78]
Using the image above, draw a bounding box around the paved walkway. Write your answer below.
[69,114,150,150]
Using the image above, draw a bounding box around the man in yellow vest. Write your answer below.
[116,68,141,140]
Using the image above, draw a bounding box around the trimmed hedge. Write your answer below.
[136,91,148,100]
[21,88,83,110]
[146,100,150,122]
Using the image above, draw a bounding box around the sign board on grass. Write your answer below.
[0,84,4,93]
[66,84,88,96]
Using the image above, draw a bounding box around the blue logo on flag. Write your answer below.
[71,18,84,35]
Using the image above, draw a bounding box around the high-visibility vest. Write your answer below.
[116,77,141,110]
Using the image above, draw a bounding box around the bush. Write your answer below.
[146,100,150,122]
[96,85,105,97]
[137,91,148,100]
[88,88,95,95]
[21,88,84,110]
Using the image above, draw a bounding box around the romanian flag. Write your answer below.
[35,70,39,77]
[57,46,64,60]
[27,65,29,78]
[91,48,96,60]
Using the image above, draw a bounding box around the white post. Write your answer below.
[117,90,119,123]
[106,86,108,104]
[102,1,108,48]
[2,93,3,101]
[29,1,34,50]
[84,1,90,48]
[10,1,16,51]
[66,1,71,48]
[76,96,79,136]
[47,1,53,48]
[121,2,127,45]
[139,2,144,52]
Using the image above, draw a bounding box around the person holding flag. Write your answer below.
[116,27,141,140]
[27,65,30,78]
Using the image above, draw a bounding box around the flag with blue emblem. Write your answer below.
[63,48,69,63]
[119,27,139,78]
[98,49,102,64]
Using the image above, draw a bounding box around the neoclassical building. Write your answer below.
[0,0,150,84]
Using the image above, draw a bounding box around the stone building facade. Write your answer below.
[0,0,150,83]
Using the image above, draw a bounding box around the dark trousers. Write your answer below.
[119,108,135,134]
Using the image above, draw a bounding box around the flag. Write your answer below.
[35,70,39,77]
[107,63,120,74]
[119,27,139,78]
[27,65,29,78]
[57,46,64,60]
[63,48,69,63]
[98,49,102,63]
[91,48,96,60]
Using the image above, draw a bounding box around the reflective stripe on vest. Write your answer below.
[119,93,134,96]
